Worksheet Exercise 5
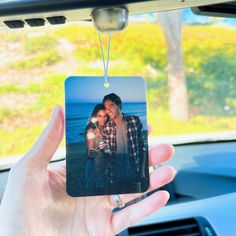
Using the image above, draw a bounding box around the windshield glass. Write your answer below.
[0,9,236,160]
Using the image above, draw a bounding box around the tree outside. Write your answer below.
[159,10,189,121]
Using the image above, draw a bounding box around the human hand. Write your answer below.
[98,141,112,155]
[98,141,107,150]
[0,105,176,236]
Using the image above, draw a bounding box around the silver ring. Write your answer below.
[112,195,125,208]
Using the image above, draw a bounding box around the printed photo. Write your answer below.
[65,76,149,196]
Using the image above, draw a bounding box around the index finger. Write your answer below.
[112,190,169,234]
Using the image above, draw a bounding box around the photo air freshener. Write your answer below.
[65,76,149,197]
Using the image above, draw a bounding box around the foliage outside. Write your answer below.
[0,24,236,157]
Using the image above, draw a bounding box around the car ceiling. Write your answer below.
[0,0,233,28]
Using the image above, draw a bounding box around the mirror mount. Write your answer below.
[91,7,128,34]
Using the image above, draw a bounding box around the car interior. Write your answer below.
[1,0,236,235]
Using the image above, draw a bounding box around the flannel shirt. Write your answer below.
[102,113,148,175]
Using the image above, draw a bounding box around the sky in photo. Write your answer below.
[65,76,146,103]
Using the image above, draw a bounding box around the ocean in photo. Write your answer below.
[65,102,147,144]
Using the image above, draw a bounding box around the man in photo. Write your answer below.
[101,93,148,193]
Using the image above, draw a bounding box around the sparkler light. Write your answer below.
[91,117,98,123]
[86,131,96,140]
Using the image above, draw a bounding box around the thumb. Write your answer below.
[148,124,152,135]
[23,105,64,168]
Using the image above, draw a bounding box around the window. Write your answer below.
[0,9,236,160]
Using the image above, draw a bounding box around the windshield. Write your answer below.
[0,9,236,160]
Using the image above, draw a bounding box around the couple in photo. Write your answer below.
[84,93,148,194]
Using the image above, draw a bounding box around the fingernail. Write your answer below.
[159,167,177,182]
[169,145,175,156]
[159,171,169,181]
[50,105,60,123]
[172,167,177,176]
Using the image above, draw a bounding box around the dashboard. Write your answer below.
[1,140,236,235]
[118,140,236,235]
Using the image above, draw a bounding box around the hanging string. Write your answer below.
[98,33,111,88]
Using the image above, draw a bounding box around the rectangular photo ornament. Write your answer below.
[65,76,149,197]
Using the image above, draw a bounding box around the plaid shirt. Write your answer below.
[102,113,148,175]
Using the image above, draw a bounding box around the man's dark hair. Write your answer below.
[103,93,122,109]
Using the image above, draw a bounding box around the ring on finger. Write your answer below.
[112,195,125,208]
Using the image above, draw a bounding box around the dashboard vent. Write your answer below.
[4,20,24,28]
[25,18,45,27]
[126,217,216,236]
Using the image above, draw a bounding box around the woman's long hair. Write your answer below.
[85,104,109,137]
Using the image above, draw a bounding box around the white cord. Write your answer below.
[98,33,111,87]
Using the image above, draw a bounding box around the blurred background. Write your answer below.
[0,8,236,158]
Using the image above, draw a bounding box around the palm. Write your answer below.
[28,166,115,235]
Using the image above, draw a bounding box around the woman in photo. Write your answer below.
[84,104,111,194]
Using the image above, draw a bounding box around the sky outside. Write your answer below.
[130,9,236,26]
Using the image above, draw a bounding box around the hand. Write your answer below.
[98,141,107,150]
[0,105,176,236]
[99,141,112,155]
